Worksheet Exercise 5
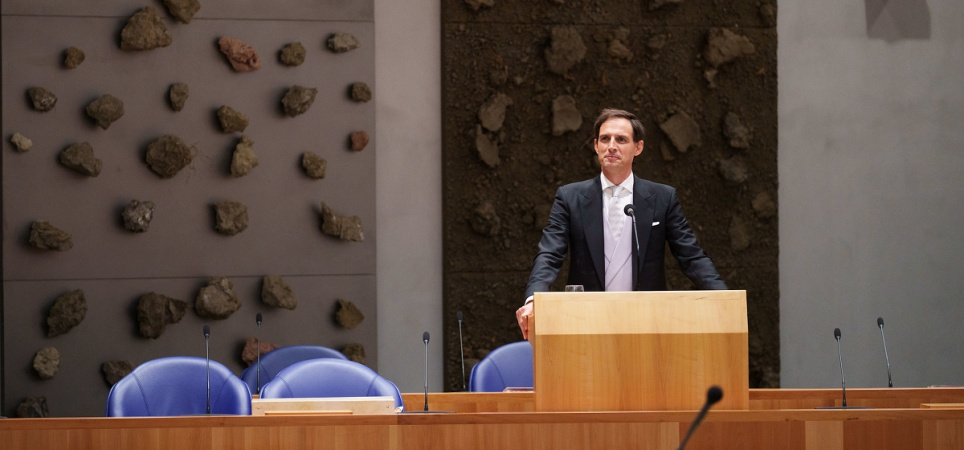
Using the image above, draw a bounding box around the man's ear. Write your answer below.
[634,140,644,156]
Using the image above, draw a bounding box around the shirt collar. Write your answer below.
[600,173,634,195]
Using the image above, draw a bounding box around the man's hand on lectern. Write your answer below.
[516,302,534,340]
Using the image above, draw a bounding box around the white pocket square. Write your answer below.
[652,221,660,226]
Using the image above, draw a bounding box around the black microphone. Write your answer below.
[624,204,641,284]
[877,317,893,388]
[203,324,211,414]
[457,311,467,391]
[422,331,430,411]
[676,386,724,450]
[256,313,263,394]
[834,327,847,407]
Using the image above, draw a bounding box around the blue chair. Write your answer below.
[469,341,533,392]
[259,358,404,409]
[240,345,348,396]
[106,356,251,416]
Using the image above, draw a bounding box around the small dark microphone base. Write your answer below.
[401,410,455,414]
[815,406,872,409]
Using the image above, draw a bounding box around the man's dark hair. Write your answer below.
[593,108,646,143]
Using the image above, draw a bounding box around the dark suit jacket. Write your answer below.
[524,175,727,299]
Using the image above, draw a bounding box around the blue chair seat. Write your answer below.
[259,358,403,409]
[469,341,533,392]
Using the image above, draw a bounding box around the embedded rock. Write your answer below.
[659,112,701,153]
[350,82,372,102]
[137,292,188,339]
[704,28,755,68]
[335,299,364,329]
[242,337,280,366]
[59,142,102,176]
[464,0,495,11]
[162,0,200,24]
[302,152,327,179]
[102,360,135,386]
[607,28,633,61]
[649,0,682,10]
[262,275,297,310]
[551,95,582,136]
[719,157,749,185]
[350,131,370,151]
[470,201,501,236]
[327,33,360,53]
[29,221,73,251]
[11,133,33,152]
[64,46,85,69]
[280,42,306,66]
[478,92,513,132]
[475,125,500,168]
[195,277,242,320]
[169,83,189,111]
[217,105,249,133]
[545,26,586,75]
[231,135,258,177]
[213,201,248,235]
[27,87,57,112]
[342,343,366,364]
[282,85,318,117]
[47,289,87,337]
[729,215,750,251]
[218,36,261,72]
[33,347,60,380]
[86,94,125,130]
[16,397,49,418]
[321,202,364,242]
[753,192,776,219]
[724,112,751,149]
[120,7,172,51]
[146,135,193,178]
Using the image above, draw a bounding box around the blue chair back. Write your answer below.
[259,358,403,408]
[106,356,251,416]
[469,341,533,392]
[240,345,348,395]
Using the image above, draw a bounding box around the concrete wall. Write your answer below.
[779,0,964,388]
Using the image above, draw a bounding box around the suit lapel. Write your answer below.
[580,178,606,289]
[633,176,655,289]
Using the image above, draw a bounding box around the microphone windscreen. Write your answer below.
[623,204,635,216]
[423,331,430,343]
[834,328,841,339]
[457,311,463,321]
[877,317,884,327]
[707,386,724,404]
[203,325,210,337]
[256,313,263,325]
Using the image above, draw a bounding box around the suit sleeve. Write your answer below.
[524,187,571,300]
[664,189,728,290]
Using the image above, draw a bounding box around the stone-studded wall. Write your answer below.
[442,0,779,389]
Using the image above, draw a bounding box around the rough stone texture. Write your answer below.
[11,132,33,152]
[16,397,49,418]
[195,277,242,320]
[27,87,57,112]
[302,152,327,179]
[231,135,258,177]
[719,156,749,185]
[241,337,281,366]
[120,7,172,51]
[704,28,755,68]
[146,135,193,178]
[729,215,751,251]
[479,92,513,132]
[752,191,776,219]
[320,202,364,242]
[441,3,778,391]
[123,200,156,233]
[162,0,200,24]
[280,42,306,66]
[64,46,85,69]
[659,112,702,153]
[545,26,586,75]
[33,347,60,380]
[327,33,360,53]
[217,105,249,133]
[137,292,188,339]
[102,360,135,386]
[724,112,751,149]
[47,290,87,337]
[85,94,125,130]
[470,201,501,236]
[28,221,73,251]
[475,125,500,168]
[350,131,370,151]
[334,299,364,329]
[465,0,495,12]
[213,201,249,236]
[59,142,102,176]
[607,28,634,61]
[169,83,189,112]
[262,275,297,310]
[282,85,318,117]
[219,36,261,72]
[350,82,372,102]
[551,95,582,136]
[342,342,366,365]
[650,0,683,10]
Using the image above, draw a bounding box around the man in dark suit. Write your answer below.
[516,109,726,339]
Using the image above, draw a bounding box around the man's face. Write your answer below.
[594,117,644,182]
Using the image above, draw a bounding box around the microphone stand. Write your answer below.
[878,317,893,388]
[457,311,466,391]
[203,325,211,415]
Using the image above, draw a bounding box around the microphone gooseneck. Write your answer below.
[676,386,724,450]
[834,327,847,407]
[203,324,211,414]
[457,311,467,391]
[422,331,430,411]
[624,204,641,287]
[256,313,263,394]
[877,317,893,388]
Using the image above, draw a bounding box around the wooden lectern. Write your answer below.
[530,290,748,412]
